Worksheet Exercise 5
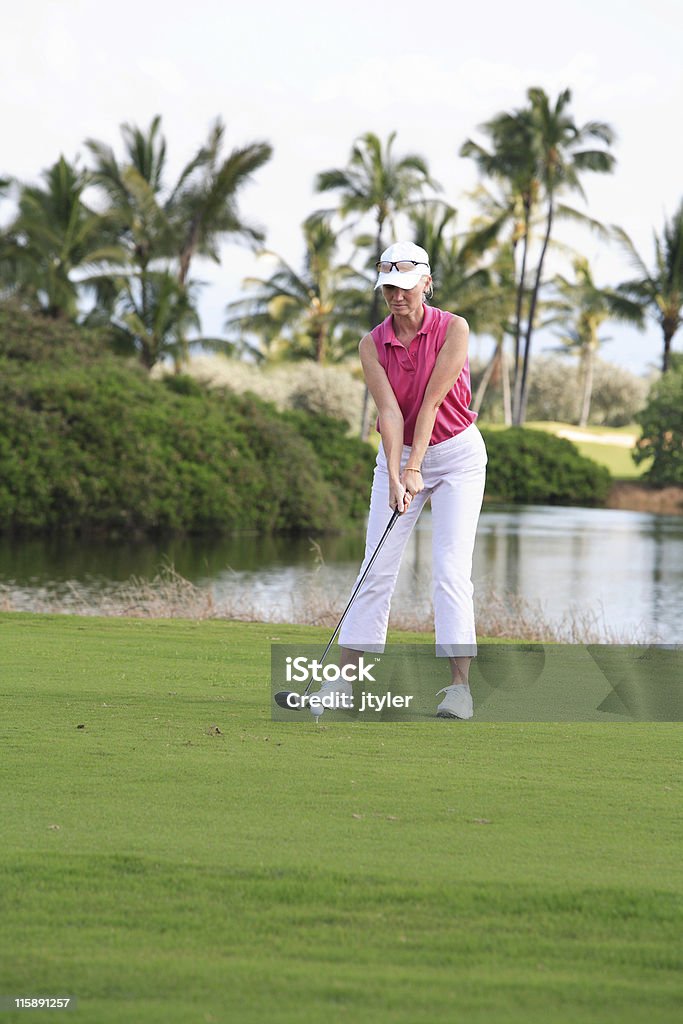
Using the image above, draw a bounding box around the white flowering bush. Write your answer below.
[176,355,368,431]
[472,354,649,426]
[587,361,649,426]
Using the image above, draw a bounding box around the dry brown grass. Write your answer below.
[0,567,657,643]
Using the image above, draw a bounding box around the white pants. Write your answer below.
[338,424,487,657]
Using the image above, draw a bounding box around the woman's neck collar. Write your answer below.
[392,303,425,341]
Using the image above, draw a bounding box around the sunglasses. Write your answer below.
[376,260,429,274]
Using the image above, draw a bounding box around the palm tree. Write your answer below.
[315,131,440,435]
[468,245,519,423]
[614,200,683,372]
[407,201,458,278]
[225,215,370,364]
[316,131,439,264]
[461,109,537,411]
[108,269,202,370]
[84,123,189,368]
[1,156,122,319]
[86,118,170,270]
[517,87,616,422]
[461,88,616,424]
[408,202,492,326]
[84,116,272,369]
[87,116,272,285]
[166,119,272,286]
[551,258,644,425]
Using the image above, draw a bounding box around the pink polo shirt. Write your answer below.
[371,304,476,446]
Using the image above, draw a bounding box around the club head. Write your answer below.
[273,690,303,710]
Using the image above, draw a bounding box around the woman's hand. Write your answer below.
[389,477,411,514]
[401,467,424,501]
[389,468,424,514]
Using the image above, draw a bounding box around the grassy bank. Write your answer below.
[1,614,681,1023]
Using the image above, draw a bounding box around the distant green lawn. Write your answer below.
[1,614,681,1023]
[569,441,641,479]
[481,421,645,479]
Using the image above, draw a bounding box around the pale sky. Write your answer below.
[3,0,682,373]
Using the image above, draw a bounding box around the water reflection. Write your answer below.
[0,530,364,583]
[0,505,681,643]
[472,505,683,642]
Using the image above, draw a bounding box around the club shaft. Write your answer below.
[303,507,400,695]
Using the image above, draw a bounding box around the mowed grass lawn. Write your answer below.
[522,422,644,479]
[1,614,681,1024]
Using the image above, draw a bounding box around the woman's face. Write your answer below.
[381,276,431,316]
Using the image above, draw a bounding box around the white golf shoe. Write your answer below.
[436,684,473,720]
[307,678,354,717]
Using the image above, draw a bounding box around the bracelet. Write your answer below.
[405,467,422,473]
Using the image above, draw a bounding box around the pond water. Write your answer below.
[1,504,681,644]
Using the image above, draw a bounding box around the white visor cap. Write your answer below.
[375,241,431,290]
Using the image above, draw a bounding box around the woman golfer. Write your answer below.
[320,241,487,719]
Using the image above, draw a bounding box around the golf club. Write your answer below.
[274,506,401,710]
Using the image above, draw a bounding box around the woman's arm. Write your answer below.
[404,315,470,475]
[359,334,409,511]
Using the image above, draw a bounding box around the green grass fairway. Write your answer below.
[1,614,681,1023]
[524,423,644,479]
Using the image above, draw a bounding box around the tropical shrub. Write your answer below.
[283,410,376,521]
[633,369,683,485]
[481,428,612,505]
[0,307,375,536]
